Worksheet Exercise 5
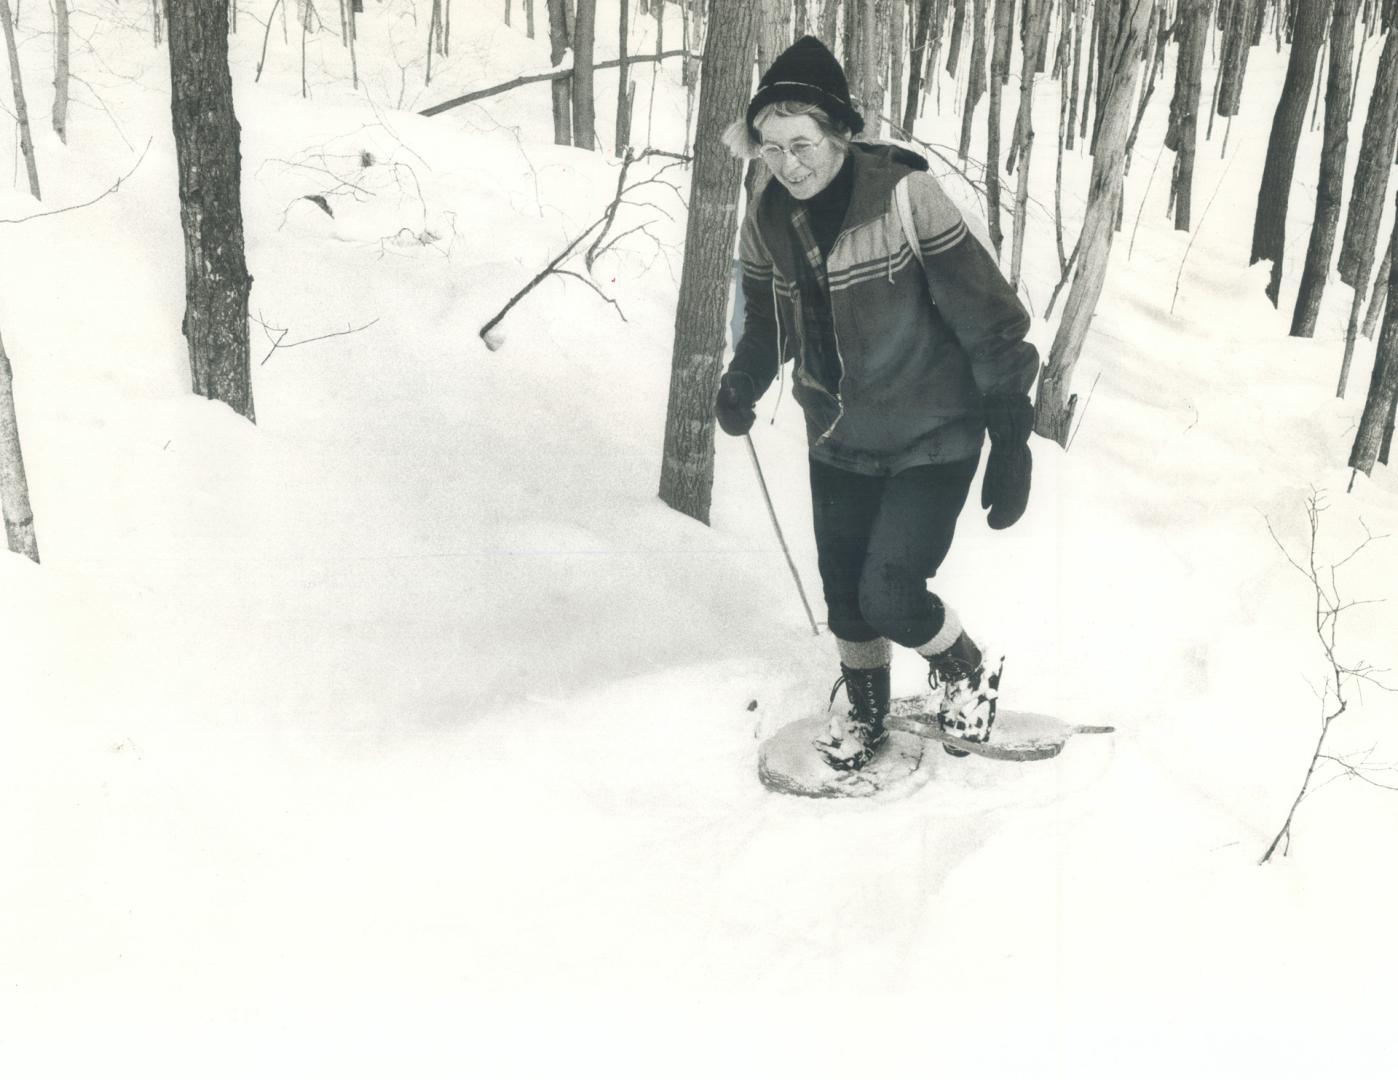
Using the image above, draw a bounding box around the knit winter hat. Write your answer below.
[745,36,865,143]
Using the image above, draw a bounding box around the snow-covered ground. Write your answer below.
[2,3,1396,1076]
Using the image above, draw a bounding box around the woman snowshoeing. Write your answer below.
[715,36,1038,771]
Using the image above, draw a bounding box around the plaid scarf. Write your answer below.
[788,204,842,397]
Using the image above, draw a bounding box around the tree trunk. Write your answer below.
[167,0,255,423]
[572,0,597,150]
[548,0,572,145]
[947,0,967,74]
[659,0,757,525]
[758,0,792,72]
[1250,0,1332,306]
[1123,0,1163,171]
[1364,233,1393,338]
[348,0,359,87]
[1079,0,1096,144]
[846,0,891,136]
[890,0,906,129]
[1350,191,1398,475]
[1010,0,1052,287]
[617,0,633,151]
[0,327,38,563]
[1165,0,1210,231]
[1067,0,1084,149]
[1035,0,1151,446]
[958,0,988,159]
[986,0,1015,254]
[527,0,535,37]
[904,0,935,132]
[821,0,841,53]
[0,0,40,199]
[52,0,69,143]
[1217,0,1256,117]
[1336,25,1398,394]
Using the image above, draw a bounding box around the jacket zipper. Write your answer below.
[814,231,851,444]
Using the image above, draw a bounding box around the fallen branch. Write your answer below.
[478,150,690,347]
[419,50,699,117]
[255,314,381,366]
[0,138,150,224]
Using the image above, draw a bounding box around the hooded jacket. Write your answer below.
[728,141,1039,475]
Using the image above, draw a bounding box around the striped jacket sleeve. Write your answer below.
[905,170,1039,399]
[726,205,782,400]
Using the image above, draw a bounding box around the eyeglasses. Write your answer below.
[758,136,828,169]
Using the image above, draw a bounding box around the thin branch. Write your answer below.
[259,317,381,366]
[419,50,699,117]
[554,270,626,321]
[1171,150,1237,316]
[0,137,150,224]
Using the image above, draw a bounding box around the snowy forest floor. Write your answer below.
[2,2,1397,1077]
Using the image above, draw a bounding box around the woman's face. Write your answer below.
[756,114,846,200]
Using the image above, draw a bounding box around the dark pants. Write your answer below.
[809,455,978,647]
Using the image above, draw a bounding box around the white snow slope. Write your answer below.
[2,3,1397,1077]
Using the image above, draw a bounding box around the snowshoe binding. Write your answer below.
[814,664,891,772]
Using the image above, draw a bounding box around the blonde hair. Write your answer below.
[721,101,854,160]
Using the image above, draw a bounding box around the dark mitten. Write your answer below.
[980,393,1034,530]
[715,370,758,437]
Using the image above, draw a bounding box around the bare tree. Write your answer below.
[0,0,40,199]
[947,0,968,73]
[1166,0,1211,231]
[1009,0,1052,288]
[573,0,597,149]
[986,0,1015,256]
[548,0,572,145]
[889,0,905,132]
[168,0,255,423]
[1036,0,1152,446]
[821,0,841,56]
[617,0,633,151]
[1293,1,1359,336]
[52,0,69,143]
[1260,494,1394,862]
[658,0,757,525]
[1351,192,1398,476]
[846,0,892,137]
[958,0,988,160]
[1251,0,1332,306]
[0,325,38,563]
[1336,27,1398,397]
[1066,0,1085,149]
[757,0,792,72]
[904,0,936,132]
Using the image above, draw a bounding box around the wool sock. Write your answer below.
[835,636,892,670]
[914,605,964,660]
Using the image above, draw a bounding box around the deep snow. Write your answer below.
[2,2,1397,1076]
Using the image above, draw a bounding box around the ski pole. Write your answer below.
[744,433,820,636]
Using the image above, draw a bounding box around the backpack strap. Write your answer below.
[894,176,925,276]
